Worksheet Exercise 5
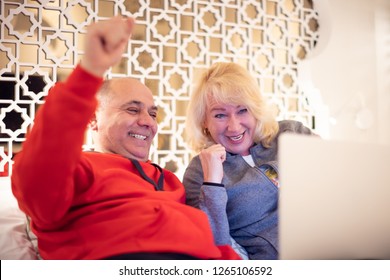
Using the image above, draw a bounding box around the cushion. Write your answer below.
[0,177,38,260]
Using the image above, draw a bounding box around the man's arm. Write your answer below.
[81,16,134,77]
[11,17,134,228]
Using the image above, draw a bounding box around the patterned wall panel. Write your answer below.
[0,0,320,178]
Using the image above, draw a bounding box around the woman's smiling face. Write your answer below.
[204,98,257,156]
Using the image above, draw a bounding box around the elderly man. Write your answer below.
[11,16,240,260]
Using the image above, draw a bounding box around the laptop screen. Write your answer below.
[278,133,390,259]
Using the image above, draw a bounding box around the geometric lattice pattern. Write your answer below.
[0,0,319,178]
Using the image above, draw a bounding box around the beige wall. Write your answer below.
[375,0,390,145]
[303,0,390,145]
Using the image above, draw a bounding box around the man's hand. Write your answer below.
[80,16,135,77]
[199,144,226,184]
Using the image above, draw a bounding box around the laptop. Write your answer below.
[278,133,390,259]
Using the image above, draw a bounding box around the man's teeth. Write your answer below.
[129,133,147,140]
[230,134,243,141]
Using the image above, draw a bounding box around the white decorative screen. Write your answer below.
[0,0,320,178]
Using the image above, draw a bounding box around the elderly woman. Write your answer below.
[183,62,315,259]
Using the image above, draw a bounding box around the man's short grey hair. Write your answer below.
[96,79,113,109]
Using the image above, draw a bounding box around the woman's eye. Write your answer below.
[149,112,157,119]
[238,108,248,114]
[214,114,226,119]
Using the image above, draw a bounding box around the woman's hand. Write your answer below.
[199,144,226,184]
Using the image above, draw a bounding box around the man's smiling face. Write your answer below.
[94,78,158,161]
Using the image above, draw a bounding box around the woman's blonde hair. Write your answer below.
[186,62,279,153]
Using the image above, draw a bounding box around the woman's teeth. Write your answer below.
[229,133,243,141]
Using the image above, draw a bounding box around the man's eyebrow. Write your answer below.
[124,100,158,111]
[125,100,142,106]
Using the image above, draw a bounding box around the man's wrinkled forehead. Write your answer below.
[111,78,155,101]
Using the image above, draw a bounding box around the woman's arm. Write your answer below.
[183,152,232,246]
[199,184,231,245]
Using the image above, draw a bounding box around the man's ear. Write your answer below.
[89,114,98,131]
